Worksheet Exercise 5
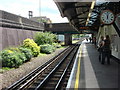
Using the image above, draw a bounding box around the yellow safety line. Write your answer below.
[74,46,82,90]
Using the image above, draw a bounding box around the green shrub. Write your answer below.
[7,47,27,63]
[19,47,32,61]
[40,44,56,54]
[34,32,57,45]
[23,38,40,57]
[17,52,27,63]
[52,43,61,48]
[8,47,20,52]
[0,53,2,66]
[1,50,25,68]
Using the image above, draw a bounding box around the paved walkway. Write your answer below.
[79,40,119,89]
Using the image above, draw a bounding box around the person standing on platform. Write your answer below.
[89,37,92,43]
[86,38,88,42]
[98,36,104,62]
[93,37,96,47]
[101,35,111,65]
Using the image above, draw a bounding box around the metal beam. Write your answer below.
[79,19,86,23]
[69,9,89,21]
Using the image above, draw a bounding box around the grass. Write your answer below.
[38,53,47,57]
[0,67,14,73]
[60,46,67,49]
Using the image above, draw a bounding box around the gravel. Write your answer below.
[0,48,66,89]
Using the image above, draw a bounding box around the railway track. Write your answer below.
[7,44,80,90]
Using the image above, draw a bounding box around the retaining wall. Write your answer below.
[0,27,39,51]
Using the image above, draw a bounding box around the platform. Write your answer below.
[67,40,119,89]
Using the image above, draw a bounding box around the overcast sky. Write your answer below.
[0,0,68,23]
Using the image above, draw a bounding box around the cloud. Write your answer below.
[41,0,58,10]
[40,0,68,23]
[41,11,68,23]
[0,0,68,23]
[0,0,39,17]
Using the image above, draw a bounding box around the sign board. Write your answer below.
[79,26,98,30]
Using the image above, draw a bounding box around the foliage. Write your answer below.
[1,50,26,68]
[23,38,40,57]
[52,43,61,48]
[7,47,28,62]
[8,47,20,52]
[40,44,56,54]
[17,52,27,63]
[0,67,12,73]
[34,32,57,45]
[0,53,2,67]
[19,47,32,61]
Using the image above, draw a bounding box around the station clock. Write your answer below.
[100,10,115,25]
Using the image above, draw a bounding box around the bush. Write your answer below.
[7,47,27,62]
[8,47,20,52]
[34,32,57,45]
[0,53,2,66]
[52,43,61,48]
[40,44,56,54]
[23,38,40,57]
[19,47,32,61]
[1,50,26,68]
[16,52,27,63]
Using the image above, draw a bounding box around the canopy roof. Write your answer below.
[54,1,120,33]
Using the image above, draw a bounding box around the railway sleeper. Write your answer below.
[43,87,54,89]
[53,74,61,77]
[44,82,58,87]
[55,72,64,74]
[49,79,59,82]
[50,77,60,80]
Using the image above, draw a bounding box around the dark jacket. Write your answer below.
[103,39,111,52]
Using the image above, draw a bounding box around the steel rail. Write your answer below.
[55,45,80,90]
[35,45,78,89]
[7,46,70,90]
[19,46,72,89]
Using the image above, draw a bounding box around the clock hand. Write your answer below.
[107,13,109,19]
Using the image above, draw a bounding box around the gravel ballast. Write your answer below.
[0,48,66,89]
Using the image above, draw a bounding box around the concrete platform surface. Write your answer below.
[67,40,119,89]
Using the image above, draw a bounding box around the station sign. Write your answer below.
[79,26,98,30]
[80,27,90,30]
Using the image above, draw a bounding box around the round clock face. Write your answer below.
[100,10,115,24]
